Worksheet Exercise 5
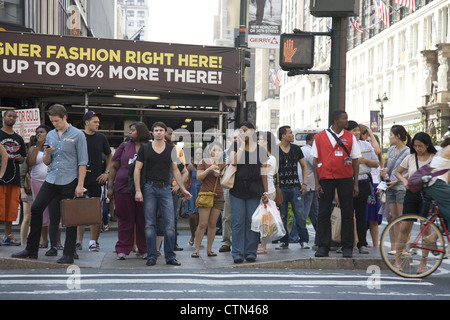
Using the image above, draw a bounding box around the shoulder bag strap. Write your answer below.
[212,162,219,194]
[415,153,419,170]
[388,147,409,176]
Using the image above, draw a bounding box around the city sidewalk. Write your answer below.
[0,216,385,271]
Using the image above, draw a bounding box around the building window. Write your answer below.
[0,0,25,26]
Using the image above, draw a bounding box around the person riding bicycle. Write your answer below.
[423,143,450,223]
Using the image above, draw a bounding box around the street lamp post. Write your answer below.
[376,93,388,150]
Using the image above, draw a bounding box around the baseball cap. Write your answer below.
[83,111,102,122]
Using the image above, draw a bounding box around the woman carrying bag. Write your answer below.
[229,121,269,263]
[191,142,226,258]
[393,132,437,274]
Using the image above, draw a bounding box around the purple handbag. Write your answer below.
[408,164,449,193]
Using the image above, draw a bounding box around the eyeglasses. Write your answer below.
[413,145,425,149]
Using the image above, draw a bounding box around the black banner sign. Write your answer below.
[0,31,241,96]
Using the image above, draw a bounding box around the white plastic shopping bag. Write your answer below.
[252,199,285,242]
[251,200,263,233]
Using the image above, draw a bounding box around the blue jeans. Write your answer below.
[289,191,318,243]
[279,187,309,245]
[303,190,319,244]
[229,194,260,261]
[304,191,318,230]
[143,184,176,262]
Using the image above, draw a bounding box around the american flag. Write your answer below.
[350,17,364,34]
[394,0,416,11]
[275,66,283,87]
[270,70,278,89]
[373,0,391,28]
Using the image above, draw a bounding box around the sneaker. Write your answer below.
[359,246,369,254]
[275,243,289,250]
[75,242,83,251]
[146,258,156,266]
[136,252,148,260]
[89,242,100,252]
[300,242,310,249]
[219,245,231,252]
[116,253,127,260]
[2,234,20,246]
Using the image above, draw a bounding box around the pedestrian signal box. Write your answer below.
[279,33,315,71]
[310,0,359,17]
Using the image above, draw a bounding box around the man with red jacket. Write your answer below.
[312,110,361,258]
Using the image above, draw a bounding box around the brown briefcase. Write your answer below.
[60,197,102,227]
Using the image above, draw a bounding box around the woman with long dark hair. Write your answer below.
[393,132,437,274]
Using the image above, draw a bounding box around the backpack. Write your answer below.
[128,142,148,195]
[407,163,449,193]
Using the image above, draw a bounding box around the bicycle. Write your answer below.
[380,200,450,278]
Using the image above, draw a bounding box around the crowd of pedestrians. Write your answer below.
[1,106,449,270]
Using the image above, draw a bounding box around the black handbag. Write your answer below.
[128,143,148,194]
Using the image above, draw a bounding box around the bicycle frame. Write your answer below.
[409,207,449,254]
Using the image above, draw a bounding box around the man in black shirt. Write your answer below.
[76,111,112,253]
[134,122,191,266]
[276,126,309,250]
[0,110,26,246]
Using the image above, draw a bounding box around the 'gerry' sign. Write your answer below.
[0,31,240,96]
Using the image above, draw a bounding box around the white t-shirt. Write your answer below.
[266,155,277,194]
[300,144,315,190]
[429,154,450,186]
[399,153,434,178]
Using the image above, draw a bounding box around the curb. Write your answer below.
[0,257,74,270]
[0,256,387,271]
[228,257,388,270]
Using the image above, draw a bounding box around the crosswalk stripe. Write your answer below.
[0,273,432,286]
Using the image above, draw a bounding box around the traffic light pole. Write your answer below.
[236,0,248,127]
[328,17,348,127]
[283,17,348,127]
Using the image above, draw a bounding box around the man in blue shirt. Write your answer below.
[13,104,88,264]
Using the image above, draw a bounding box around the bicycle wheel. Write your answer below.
[380,214,445,278]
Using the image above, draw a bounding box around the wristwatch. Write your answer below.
[104,170,110,174]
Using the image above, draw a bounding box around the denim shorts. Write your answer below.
[386,188,406,204]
